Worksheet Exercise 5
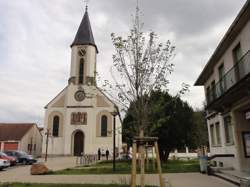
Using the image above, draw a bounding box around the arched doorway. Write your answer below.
[73,131,84,156]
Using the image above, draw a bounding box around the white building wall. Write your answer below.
[20,125,42,157]
[70,45,96,78]
[232,110,250,172]
[42,107,66,155]
[203,20,250,171]
[42,84,122,156]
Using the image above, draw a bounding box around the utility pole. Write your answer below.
[45,128,50,162]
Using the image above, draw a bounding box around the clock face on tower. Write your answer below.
[78,49,86,56]
[74,90,85,101]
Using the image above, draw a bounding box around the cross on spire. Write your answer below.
[84,0,89,11]
[71,0,98,53]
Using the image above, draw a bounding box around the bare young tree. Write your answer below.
[101,5,189,138]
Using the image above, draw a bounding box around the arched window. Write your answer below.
[101,115,108,137]
[79,58,84,84]
[52,116,59,137]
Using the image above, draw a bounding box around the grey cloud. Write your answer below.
[0,0,247,124]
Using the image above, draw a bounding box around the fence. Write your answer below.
[76,154,98,166]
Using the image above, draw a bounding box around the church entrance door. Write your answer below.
[74,131,84,156]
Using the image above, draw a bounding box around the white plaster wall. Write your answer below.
[70,45,96,78]
[42,107,66,155]
[232,111,250,172]
[20,125,42,157]
[207,113,238,169]
[63,84,122,155]
[65,85,96,107]
[43,79,123,156]
[43,81,123,156]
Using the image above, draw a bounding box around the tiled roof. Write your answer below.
[0,123,34,141]
[71,9,98,52]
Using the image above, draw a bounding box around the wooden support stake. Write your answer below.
[146,145,149,171]
[140,145,145,187]
[131,142,137,187]
[152,147,155,171]
[154,141,164,187]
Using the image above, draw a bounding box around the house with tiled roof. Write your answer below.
[0,123,42,157]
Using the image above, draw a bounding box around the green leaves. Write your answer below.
[122,90,204,161]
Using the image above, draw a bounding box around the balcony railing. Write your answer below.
[207,50,250,105]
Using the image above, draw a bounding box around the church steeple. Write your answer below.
[71,7,98,53]
[69,6,97,86]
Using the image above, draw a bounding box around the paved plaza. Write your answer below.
[0,157,236,187]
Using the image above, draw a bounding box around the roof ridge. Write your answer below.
[0,123,36,141]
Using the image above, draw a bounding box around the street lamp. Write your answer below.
[111,110,118,172]
[45,128,51,162]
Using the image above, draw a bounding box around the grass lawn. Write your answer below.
[54,159,199,175]
[0,184,156,187]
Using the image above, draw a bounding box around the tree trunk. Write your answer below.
[164,150,170,163]
[159,149,164,161]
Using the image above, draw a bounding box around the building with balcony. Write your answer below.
[195,0,250,173]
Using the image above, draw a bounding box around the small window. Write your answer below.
[210,124,215,146]
[215,122,221,145]
[233,43,242,63]
[219,162,224,167]
[233,43,243,81]
[27,144,32,152]
[52,116,59,137]
[101,115,108,137]
[218,63,225,80]
[79,58,84,84]
[224,116,234,144]
[206,86,211,104]
[218,63,226,94]
[212,161,217,167]
[211,81,216,100]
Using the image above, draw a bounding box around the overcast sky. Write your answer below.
[0,0,247,126]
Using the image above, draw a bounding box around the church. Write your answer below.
[42,7,122,156]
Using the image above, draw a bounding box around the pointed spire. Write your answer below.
[71,7,98,53]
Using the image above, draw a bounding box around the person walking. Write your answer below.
[105,149,109,160]
[98,148,101,160]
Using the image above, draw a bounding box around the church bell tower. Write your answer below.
[69,6,98,86]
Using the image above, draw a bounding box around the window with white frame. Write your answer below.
[210,123,221,146]
[224,116,234,144]
[210,124,216,146]
[215,122,221,145]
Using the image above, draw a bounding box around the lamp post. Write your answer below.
[111,110,118,172]
[45,128,51,162]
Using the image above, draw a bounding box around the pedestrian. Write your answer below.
[98,148,101,160]
[106,149,109,160]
